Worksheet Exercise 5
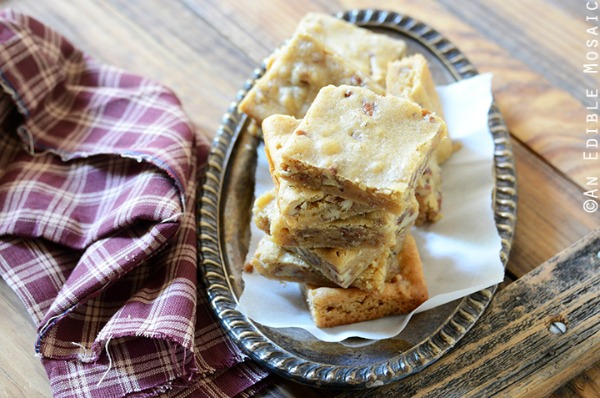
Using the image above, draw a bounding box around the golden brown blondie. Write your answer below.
[254,188,397,248]
[386,54,453,164]
[295,13,407,86]
[386,54,454,223]
[252,189,393,290]
[248,235,335,287]
[238,32,383,124]
[248,235,389,293]
[277,85,445,215]
[303,234,428,328]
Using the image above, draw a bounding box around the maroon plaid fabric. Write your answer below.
[0,10,267,397]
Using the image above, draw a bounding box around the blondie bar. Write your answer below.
[386,54,452,222]
[248,235,388,293]
[238,32,383,124]
[248,235,335,287]
[277,84,445,215]
[414,160,443,224]
[254,187,396,249]
[295,13,407,86]
[262,115,399,247]
[303,234,428,328]
[386,54,453,164]
[252,190,391,289]
[277,178,375,225]
[263,115,373,222]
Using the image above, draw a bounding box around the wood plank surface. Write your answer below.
[508,139,597,277]
[0,281,51,398]
[551,365,600,398]
[438,0,598,108]
[0,0,597,397]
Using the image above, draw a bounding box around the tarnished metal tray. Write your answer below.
[198,9,517,389]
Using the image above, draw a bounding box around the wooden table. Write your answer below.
[0,1,598,397]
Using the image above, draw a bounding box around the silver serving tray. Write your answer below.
[198,9,517,389]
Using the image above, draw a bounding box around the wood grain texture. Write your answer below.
[342,230,600,398]
[0,281,51,398]
[178,0,317,63]
[508,138,598,277]
[550,364,600,398]
[438,0,598,108]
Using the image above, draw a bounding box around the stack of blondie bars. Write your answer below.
[239,13,454,328]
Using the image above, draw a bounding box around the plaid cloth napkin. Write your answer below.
[0,9,268,398]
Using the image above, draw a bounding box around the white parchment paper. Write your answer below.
[236,73,505,342]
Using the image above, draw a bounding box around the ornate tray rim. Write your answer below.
[198,8,517,389]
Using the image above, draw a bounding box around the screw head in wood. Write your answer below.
[548,321,567,334]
